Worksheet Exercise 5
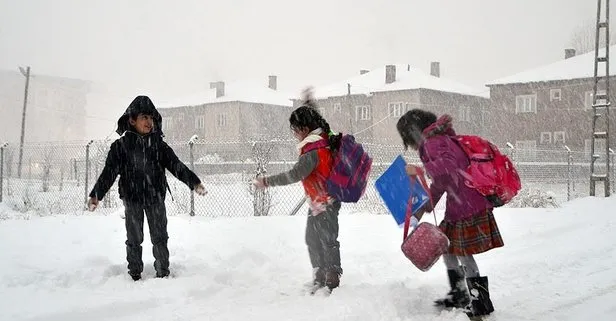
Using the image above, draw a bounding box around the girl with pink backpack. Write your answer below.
[396,109,504,318]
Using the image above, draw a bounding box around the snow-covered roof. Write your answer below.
[487,45,616,85]
[158,80,293,108]
[312,64,489,99]
[0,68,92,88]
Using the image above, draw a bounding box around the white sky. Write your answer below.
[0,0,606,137]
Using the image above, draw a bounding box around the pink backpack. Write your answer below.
[451,135,521,207]
[400,171,449,272]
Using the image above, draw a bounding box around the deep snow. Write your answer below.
[1,196,616,321]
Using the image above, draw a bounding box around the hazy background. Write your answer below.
[0,0,607,137]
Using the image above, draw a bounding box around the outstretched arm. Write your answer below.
[264,150,318,187]
[160,142,201,189]
[89,142,121,201]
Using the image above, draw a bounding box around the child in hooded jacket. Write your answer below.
[87,95,207,281]
[253,91,343,292]
[396,109,503,318]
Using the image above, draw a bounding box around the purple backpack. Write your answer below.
[305,134,373,203]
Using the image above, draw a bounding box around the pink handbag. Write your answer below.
[400,171,449,272]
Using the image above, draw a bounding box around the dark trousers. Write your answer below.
[123,201,170,277]
[305,201,342,273]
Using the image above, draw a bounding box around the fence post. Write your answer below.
[84,140,94,208]
[73,158,79,186]
[506,142,515,159]
[611,148,615,193]
[564,145,572,201]
[0,142,7,203]
[188,135,198,216]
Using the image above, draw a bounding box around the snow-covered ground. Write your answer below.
[1,196,615,321]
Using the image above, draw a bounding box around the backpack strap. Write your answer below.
[301,139,329,154]
[448,135,495,186]
[449,135,494,161]
[402,168,437,241]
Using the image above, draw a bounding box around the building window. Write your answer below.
[550,89,562,102]
[554,131,565,144]
[515,94,537,113]
[195,116,205,129]
[459,106,471,122]
[355,105,371,121]
[540,132,552,144]
[388,102,404,117]
[333,103,342,113]
[515,140,537,160]
[216,114,227,128]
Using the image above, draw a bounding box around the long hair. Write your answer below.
[289,87,342,151]
[396,109,437,150]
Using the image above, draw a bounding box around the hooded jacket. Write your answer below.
[89,96,200,205]
[418,115,493,222]
[116,96,164,136]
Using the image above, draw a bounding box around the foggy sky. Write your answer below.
[0,0,605,138]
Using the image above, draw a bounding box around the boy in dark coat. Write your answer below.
[87,95,207,281]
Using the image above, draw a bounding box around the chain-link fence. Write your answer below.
[0,138,615,217]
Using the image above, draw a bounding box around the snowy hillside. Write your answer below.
[1,196,615,321]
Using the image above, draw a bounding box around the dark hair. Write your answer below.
[396,109,437,150]
[289,96,342,152]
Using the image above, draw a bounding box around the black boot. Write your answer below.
[325,267,341,290]
[434,268,471,308]
[313,267,325,287]
[156,271,170,278]
[465,276,494,317]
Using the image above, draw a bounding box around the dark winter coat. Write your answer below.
[89,96,200,205]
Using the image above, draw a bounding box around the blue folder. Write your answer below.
[375,155,430,227]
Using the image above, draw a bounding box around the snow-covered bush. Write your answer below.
[507,187,560,208]
[195,153,225,164]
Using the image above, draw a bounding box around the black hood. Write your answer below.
[116,95,164,136]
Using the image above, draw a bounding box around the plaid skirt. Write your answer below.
[439,209,504,256]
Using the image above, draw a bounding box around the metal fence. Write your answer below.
[0,138,614,217]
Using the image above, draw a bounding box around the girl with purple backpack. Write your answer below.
[253,90,344,293]
[396,109,504,318]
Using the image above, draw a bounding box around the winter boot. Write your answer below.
[325,267,342,290]
[465,276,494,317]
[313,267,325,287]
[156,271,170,278]
[129,273,141,281]
[434,268,471,308]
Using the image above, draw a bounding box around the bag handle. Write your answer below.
[402,168,437,241]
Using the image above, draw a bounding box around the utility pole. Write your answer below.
[347,83,354,134]
[589,0,611,196]
[17,66,31,179]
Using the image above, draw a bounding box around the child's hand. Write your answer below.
[194,184,208,196]
[87,197,99,212]
[252,177,266,190]
[410,215,419,229]
[309,200,327,215]
[405,164,422,176]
